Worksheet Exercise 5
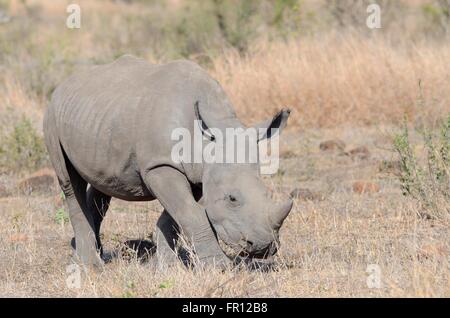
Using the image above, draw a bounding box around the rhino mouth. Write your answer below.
[217,237,277,260]
[206,211,276,260]
[237,240,278,259]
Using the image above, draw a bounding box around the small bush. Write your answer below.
[0,117,48,173]
[422,0,450,37]
[54,207,69,225]
[394,115,449,221]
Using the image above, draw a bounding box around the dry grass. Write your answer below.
[0,0,449,297]
[0,74,44,132]
[0,127,448,297]
[212,34,450,129]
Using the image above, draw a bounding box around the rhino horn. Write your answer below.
[272,198,293,229]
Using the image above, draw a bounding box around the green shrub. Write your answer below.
[394,115,449,221]
[422,1,450,36]
[54,207,69,225]
[0,117,48,173]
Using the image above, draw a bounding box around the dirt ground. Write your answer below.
[0,126,448,297]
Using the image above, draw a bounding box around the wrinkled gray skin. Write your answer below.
[43,55,293,269]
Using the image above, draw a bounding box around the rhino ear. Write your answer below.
[255,108,291,141]
[194,101,216,141]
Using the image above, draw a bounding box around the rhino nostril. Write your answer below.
[245,240,254,250]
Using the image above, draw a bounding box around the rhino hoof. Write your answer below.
[195,255,232,272]
[71,253,104,270]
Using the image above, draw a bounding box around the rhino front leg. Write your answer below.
[144,166,231,269]
[154,210,180,269]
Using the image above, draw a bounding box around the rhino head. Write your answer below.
[195,103,293,259]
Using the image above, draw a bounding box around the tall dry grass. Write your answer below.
[0,74,44,131]
[212,33,450,129]
[1,0,449,132]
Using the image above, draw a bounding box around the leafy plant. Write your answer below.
[54,207,69,225]
[422,0,450,36]
[0,116,48,173]
[394,114,449,221]
[121,281,137,298]
[159,279,174,289]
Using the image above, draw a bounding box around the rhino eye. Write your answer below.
[225,192,242,208]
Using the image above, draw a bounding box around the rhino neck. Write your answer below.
[182,92,246,186]
[180,118,246,187]
[181,161,205,186]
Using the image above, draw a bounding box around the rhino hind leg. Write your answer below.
[86,186,111,260]
[55,146,104,267]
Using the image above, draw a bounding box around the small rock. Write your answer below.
[18,168,57,195]
[352,181,380,194]
[280,149,296,159]
[348,146,370,160]
[290,188,322,201]
[0,184,10,198]
[378,160,402,176]
[418,244,448,259]
[9,233,28,243]
[319,139,346,152]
